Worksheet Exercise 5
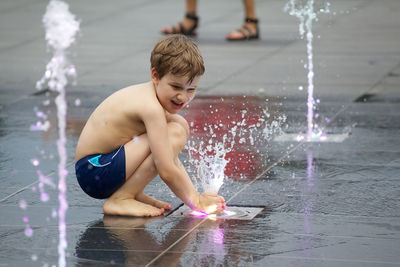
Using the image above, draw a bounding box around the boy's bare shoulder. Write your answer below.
[117,82,163,116]
[118,82,151,97]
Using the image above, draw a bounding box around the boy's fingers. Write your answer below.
[217,196,225,203]
[203,192,218,197]
[217,204,226,212]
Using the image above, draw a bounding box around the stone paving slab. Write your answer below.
[1,0,400,266]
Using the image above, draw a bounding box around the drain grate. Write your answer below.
[168,205,264,220]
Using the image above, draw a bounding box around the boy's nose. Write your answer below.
[177,93,187,102]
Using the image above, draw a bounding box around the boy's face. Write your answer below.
[152,69,200,114]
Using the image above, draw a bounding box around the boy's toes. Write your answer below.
[154,200,171,210]
[145,207,163,217]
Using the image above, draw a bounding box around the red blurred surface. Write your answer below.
[183,95,267,181]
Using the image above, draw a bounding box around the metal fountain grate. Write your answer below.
[168,205,264,220]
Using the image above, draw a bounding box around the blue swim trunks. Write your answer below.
[75,146,126,199]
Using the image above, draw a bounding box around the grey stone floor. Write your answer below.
[1,0,400,266]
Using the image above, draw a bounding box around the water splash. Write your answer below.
[187,137,229,194]
[262,107,287,140]
[36,1,80,266]
[284,0,330,141]
[186,105,286,193]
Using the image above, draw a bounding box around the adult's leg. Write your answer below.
[243,0,256,19]
[103,121,188,217]
[226,0,259,40]
[160,0,199,35]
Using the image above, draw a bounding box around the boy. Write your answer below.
[75,35,226,217]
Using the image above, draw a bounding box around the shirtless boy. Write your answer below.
[75,35,226,217]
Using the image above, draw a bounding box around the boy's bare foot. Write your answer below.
[103,198,164,217]
[137,193,172,210]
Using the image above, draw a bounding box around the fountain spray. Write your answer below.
[284,0,330,141]
[36,1,80,266]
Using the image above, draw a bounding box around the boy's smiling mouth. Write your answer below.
[171,100,184,110]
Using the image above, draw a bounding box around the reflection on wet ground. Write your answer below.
[1,91,400,266]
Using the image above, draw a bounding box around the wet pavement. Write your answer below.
[1,0,400,266]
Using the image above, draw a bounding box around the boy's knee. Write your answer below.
[167,114,190,137]
[168,122,188,152]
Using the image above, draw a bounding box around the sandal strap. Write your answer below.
[185,13,199,22]
[237,25,252,39]
[245,17,258,24]
[172,24,180,34]
[239,25,252,36]
[179,22,197,36]
[162,13,199,36]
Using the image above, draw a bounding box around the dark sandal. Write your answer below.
[226,17,259,41]
[161,13,199,36]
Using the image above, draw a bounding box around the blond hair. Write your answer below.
[150,35,205,83]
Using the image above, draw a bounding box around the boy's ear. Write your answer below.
[151,68,159,84]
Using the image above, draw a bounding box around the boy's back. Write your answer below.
[75,82,157,161]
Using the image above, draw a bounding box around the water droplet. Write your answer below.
[24,226,33,237]
[52,208,58,218]
[30,158,40,166]
[41,192,49,202]
[19,199,28,210]
[36,111,46,118]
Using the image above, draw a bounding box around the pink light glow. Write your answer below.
[213,227,225,244]
[190,210,208,217]
[24,226,33,237]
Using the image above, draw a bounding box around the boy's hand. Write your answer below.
[197,192,226,214]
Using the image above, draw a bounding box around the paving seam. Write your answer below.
[268,255,400,265]
[144,217,206,267]
[0,161,75,203]
[145,133,305,267]
[144,62,398,266]
[225,65,399,205]
[2,1,379,200]
[0,0,393,263]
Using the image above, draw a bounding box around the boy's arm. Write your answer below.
[141,105,200,209]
